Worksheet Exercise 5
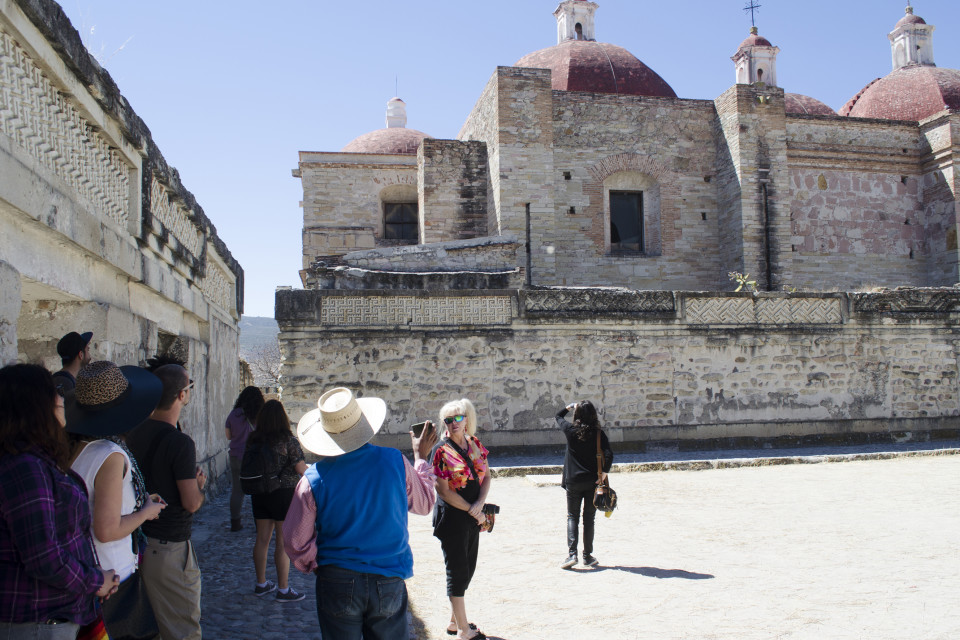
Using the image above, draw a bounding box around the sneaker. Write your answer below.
[276,587,306,602]
[254,580,277,597]
[583,554,599,567]
[559,554,577,569]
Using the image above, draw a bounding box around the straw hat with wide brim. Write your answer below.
[297,387,387,457]
[66,361,163,436]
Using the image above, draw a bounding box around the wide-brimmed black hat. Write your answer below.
[66,361,162,436]
[57,331,93,359]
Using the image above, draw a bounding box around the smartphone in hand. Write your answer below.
[411,422,428,437]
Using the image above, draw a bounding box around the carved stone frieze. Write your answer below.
[522,288,675,315]
[0,28,130,227]
[149,176,204,258]
[686,296,843,325]
[852,288,960,315]
[320,295,512,327]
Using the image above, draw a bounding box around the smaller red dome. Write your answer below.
[738,34,773,49]
[341,128,430,155]
[785,93,836,116]
[841,65,960,121]
[895,10,926,28]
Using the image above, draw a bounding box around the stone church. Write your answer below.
[278,2,960,452]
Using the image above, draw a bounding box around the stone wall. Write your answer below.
[0,0,242,490]
[418,139,488,242]
[788,168,925,288]
[277,287,960,453]
[296,152,418,268]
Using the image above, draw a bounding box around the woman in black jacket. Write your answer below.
[557,400,613,569]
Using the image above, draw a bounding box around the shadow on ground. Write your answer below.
[601,566,715,580]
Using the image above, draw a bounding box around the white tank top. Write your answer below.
[71,440,138,581]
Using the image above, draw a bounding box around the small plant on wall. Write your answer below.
[728,271,757,293]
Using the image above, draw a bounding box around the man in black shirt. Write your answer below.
[127,364,205,640]
[52,331,92,394]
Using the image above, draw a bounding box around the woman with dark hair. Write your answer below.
[246,399,307,602]
[67,361,166,640]
[557,400,613,569]
[0,363,119,638]
[225,386,265,531]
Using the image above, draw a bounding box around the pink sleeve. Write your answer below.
[405,456,436,516]
[282,476,318,574]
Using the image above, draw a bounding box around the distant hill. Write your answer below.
[238,316,279,362]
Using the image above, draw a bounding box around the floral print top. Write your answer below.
[432,435,490,491]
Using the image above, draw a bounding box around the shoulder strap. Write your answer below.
[596,429,605,482]
[443,437,480,484]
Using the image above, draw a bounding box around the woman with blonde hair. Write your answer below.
[430,398,491,640]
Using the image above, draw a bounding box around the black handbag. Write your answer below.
[592,430,618,514]
[100,570,159,640]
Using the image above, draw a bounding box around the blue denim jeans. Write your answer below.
[0,621,80,640]
[314,565,408,640]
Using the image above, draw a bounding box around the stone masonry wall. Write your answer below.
[459,70,502,237]
[920,114,960,286]
[788,168,926,288]
[549,92,722,289]
[277,288,960,452]
[418,139,489,243]
[297,153,418,268]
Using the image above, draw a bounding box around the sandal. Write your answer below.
[459,630,485,640]
[447,623,478,636]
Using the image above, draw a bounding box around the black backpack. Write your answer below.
[239,440,282,495]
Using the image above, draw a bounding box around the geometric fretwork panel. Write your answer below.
[320,296,512,327]
[0,29,130,228]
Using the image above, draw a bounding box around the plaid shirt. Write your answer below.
[0,447,103,624]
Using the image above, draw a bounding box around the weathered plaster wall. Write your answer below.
[788,168,926,288]
[277,288,960,452]
[0,261,20,365]
[1,0,242,489]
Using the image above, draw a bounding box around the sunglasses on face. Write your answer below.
[443,414,465,425]
[182,379,194,392]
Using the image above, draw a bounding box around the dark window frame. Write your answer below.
[383,202,419,241]
[609,190,644,253]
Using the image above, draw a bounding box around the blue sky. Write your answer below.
[59,0,960,317]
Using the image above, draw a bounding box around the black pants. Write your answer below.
[438,524,480,597]
[566,481,597,556]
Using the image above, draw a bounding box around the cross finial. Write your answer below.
[744,0,761,28]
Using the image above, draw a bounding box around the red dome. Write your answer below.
[515,40,676,98]
[785,93,836,116]
[840,65,960,121]
[738,34,773,48]
[895,12,926,28]
[341,128,430,155]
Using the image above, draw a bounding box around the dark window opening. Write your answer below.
[610,191,643,252]
[383,202,418,241]
[575,23,583,40]
[756,68,764,82]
